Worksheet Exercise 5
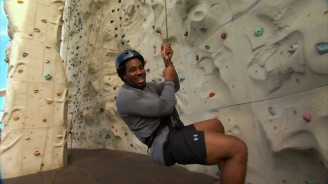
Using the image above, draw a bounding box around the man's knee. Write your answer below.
[233,138,248,162]
[212,118,225,134]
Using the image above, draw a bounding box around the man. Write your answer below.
[116,43,247,184]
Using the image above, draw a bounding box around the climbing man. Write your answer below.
[115,43,248,184]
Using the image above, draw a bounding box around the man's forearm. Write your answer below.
[164,60,180,92]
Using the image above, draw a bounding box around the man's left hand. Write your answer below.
[161,43,173,66]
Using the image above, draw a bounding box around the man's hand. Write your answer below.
[161,43,173,66]
[163,65,176,82]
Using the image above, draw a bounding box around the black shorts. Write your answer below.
[163,124,207,166]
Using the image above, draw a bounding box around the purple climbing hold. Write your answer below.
[303,113,311,122]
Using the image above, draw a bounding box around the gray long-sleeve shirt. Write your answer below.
[116,77,180,144]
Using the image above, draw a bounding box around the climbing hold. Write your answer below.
[34,151,40,156]
[115,27,118,30]
[130,144,133,147]
[200,26,207,32]
[42,118,47,122]
[132,4,135,8]
[146,68,150,72]
[110,20,114,23]
[46,46,50,49]
[184,31,188,36]
[34,28,40,32]
[57,92,62,96]
[45,60,50,63]
[121,41,124,45]
[221,33,227,39]
[305,179,319,184]
[25,137,30,140]
[44,73,52,80]
[34,89,39,93]
[254,27,264,37]
[196,55,199,61]
[125,132,128,136]
[121,34,125,38]
[22,52,28,57]
[13,116,20,121]
[57,135,63,138]
[45,98,53,104]
[288,44,299,53]
[112,9,115,13]
[156,30,162,34]
[18,69,23,73]
[303,113,311,122]
[17,0,24,4]
[119,16,122,20]
[205,45,210,50]
[153,46,157,53]
[113,87,117,90]
[268,106,276,116]
[118,0,121,2]
[29,33,33,36]
[41,19,47,23]
[180,77,185,82]
[152,79,156,83]
[315,42,328,55]
[209,92,215,98]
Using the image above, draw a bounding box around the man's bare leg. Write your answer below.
[204,132,247,184]
[192,119,247,184]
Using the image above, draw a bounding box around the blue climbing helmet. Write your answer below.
[115,50,145,69]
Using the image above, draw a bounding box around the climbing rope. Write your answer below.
[164,0,168,42]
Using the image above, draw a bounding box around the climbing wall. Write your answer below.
[0,0,67,179]
[61,0,328,183]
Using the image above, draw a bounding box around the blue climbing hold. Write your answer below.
[268,106,276,116]
[180,77,185,82]
[254,27,264,37]
[315,42,328,55]
[44,74,52,80]
[200,26,207,32]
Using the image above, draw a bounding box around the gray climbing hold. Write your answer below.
[22,52,28,57]
[180,77,185,82]
[205,45,210,50]
[44,74,52,80]
[200,26,207,32]
[315,42,328,55]
[288,44,298,53]
[268,106,276,116]
[121,34,125,38]
[254,27,264,37]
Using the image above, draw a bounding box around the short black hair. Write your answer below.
[116,58,145,82]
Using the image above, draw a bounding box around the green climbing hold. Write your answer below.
[315,42,328,55]
[44,73,52,80]
[254,27,264,37]
[22,52,28,57]
[205,45,210,50]
[180,77,185,82]
[200,26,207,32]
[305,179,319,184]
[268,106,276,116]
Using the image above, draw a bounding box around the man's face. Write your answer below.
[123,58,146,89]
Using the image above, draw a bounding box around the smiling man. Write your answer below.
[115,43,248,184]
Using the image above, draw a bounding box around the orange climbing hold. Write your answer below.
[34,151,40,156]
[13,116,20,121]
[57,92,62,96]
[209,92,215,97]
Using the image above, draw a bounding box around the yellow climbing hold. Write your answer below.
[25,137,30,140]
[34,151,40,156]
[18,69,23,73]
[42,118,47,122]
[17,0,24,3]
[34,89,39,93]
[45,98,53,104]
[46,46,50,49]
[45,60,50,63]
[57,92,62,96]
[41,19,47,23]
[34,28,40,32]
[13,116,20,121]
[57,135,63,138]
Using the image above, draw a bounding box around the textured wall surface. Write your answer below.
[61,0,328,183]
[1,0,327,182]
[0,0,67,179]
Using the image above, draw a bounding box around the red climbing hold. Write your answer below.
[196,55,199,61]
[156,30,162,34]
[209,92,215,97]
[221,33,227,39]
[303,113,311,122]
[184,31,188,36]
